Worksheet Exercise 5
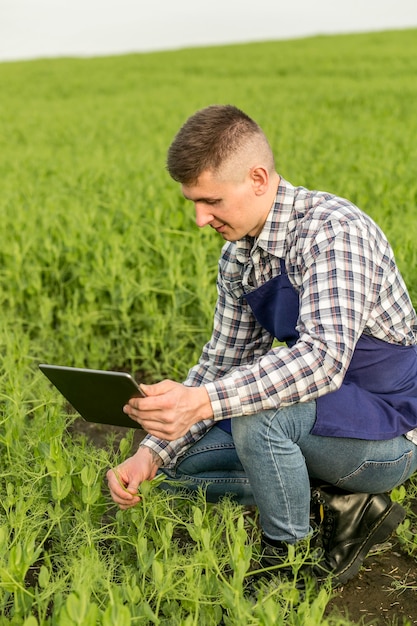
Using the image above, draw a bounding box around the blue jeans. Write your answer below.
[160,401,417,543]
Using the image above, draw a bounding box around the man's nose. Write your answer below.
[195,204,213,228]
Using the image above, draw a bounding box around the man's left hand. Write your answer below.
[123,380,213,440]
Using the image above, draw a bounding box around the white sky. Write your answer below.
[1,0,417,62]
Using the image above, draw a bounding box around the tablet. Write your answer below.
[39,364,146,429]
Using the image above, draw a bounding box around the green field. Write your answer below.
[1,29,417,624]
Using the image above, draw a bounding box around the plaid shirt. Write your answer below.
[141,178,417,467]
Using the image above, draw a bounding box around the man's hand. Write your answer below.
[106,446,162,509]
[123,380,213,440]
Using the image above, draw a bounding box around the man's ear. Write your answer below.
[250,166,269,195]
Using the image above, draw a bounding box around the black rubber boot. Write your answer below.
[311,484,406,584]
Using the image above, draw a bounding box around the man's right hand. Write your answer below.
[106,446,162,510]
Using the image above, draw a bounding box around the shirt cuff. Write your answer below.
[205,379,244,419]
[139,438,176,468]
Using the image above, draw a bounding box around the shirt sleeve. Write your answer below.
[140,251,274,467]
[185,253,275,386]
[206,218,383,419]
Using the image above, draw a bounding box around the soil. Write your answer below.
[69,418,417,625]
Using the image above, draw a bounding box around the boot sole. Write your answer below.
[334,501,406,585]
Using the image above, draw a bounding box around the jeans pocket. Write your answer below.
[335,449,415,493]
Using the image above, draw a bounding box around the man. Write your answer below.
[107,105,417,584]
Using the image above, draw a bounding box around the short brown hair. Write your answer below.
[167,104,273,184]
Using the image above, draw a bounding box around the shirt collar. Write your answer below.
[235,177,295,263]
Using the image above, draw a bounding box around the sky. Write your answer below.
[1,0,417,62]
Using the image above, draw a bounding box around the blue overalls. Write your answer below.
[218,259,417,440]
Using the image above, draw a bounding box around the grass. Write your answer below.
[0,27,417,624]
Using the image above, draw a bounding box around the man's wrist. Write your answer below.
[138,444,164,468]
[196,385,214,420]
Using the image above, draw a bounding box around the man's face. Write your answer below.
[181,169,270,242]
